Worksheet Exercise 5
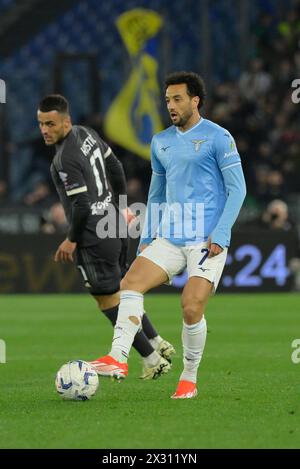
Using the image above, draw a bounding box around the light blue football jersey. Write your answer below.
[141,117,246,247]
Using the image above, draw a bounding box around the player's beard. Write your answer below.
[172,109,193,128]
[47,129,65,145]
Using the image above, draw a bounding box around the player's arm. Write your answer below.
[105,150,127,202]
[95,138,134,225]
[209,132,247,257]
[104,150,135,223]
[54,157,90,263]
[139,139,166,251]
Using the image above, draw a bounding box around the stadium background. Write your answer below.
[0,0,300,294]
[0,0,300,451]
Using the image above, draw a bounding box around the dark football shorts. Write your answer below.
[76,237,128,296]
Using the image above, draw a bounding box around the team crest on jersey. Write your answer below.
[191,139,206,151]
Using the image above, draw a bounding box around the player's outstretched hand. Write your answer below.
[54,238,77,263]
[207,237,223,258]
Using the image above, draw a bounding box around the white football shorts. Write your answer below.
[139,238,228,292]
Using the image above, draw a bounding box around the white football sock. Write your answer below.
[180,317,207,384]
[110,290,144,363]
[149,335,163,350]
[143,350,161,368]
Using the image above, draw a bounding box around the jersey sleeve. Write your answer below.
[58,154,87,197]
[213,130,241,173]
[151,137,165,176]
[105,152,127,202]
[89,128,113,160]
[210,164,247,247]
[210,129,246,247]
[139,138,166,248]
[96,137,113,160]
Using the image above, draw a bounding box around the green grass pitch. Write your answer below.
[0,293,299,449]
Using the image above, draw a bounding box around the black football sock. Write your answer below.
[142,312,159,340]
[102,306,155,358]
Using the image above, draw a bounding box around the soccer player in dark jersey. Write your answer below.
[37,94,175,379]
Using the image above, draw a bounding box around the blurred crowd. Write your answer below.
[206,1,300,209]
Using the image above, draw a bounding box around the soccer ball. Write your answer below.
[55,360,99,401]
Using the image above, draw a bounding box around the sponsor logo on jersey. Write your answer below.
[91,192,112,215]
[58,171,68,183]
[224,140,238,158]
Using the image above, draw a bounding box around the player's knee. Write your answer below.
[183,306,200,324]
[95,293,119,311]
[182,300,205,324]
[120,274,140,292]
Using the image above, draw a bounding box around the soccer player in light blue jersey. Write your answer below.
[94,71,247,398]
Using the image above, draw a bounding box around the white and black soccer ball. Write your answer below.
[55,360,99,401]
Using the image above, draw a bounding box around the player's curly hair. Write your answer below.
[165,71,206,109]
[38,94,70,114]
